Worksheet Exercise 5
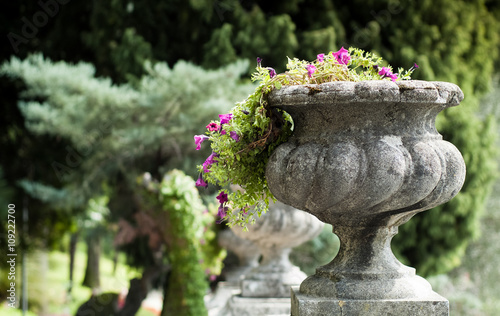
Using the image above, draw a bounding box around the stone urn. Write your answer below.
[217,229,260,285]
[231,200,324,298]
[265,80,466,315]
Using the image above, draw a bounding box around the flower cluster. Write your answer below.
[195,47,418,227]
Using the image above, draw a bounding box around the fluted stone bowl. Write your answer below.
[265,80,466,301]
[231,200,323,297]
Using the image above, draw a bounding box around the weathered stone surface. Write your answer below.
[218,229,260,285]
[207,282,241,316]
[266,81,466,227]
[220,295,291,316]
[291,286,449,316]
[265,80,466,315]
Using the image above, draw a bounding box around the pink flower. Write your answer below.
[194,135,209,150]
[317,53,325,63]
[378,67,391,77]
[378,67,398,82]
[388,73,398,81]
[206,122,220,131]
[332,47,350,65]
[219,113,233,125]
[202,152,218,172]
[306,64,317,78]
[195,173,208,188]
[219,113,233,135]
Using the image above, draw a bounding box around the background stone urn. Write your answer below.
[217,229,260,285]
[231,200,324,298]
[265,80,466,315]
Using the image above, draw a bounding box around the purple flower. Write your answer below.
[317,53,325,63]
[216,191,228,204]
[219,113,233,135]
[202,152,218,172]
[388,73,398,81]
[195,173,208,188]
[257,57,262,67]
[219,113,233,125]
[414,63,419,69]
[206,122,220,131]
[378,67,391,77]
[306,64,317,78]
[267,67,276,78]
[194,135,209,150]
[217,205,228,218]
[229,131,240,142]
[378,67,398,82]
[332,47,350,65]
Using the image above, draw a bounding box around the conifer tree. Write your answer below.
[0,54,252,312]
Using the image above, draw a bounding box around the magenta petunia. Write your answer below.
[194,135,209,150]
[195,173,208,188]
[378,67,398,82]
[202,152,218,172]
[219,113,233,125]
[317,53,325,63]
[332,47,350,65]
[206,122,220,131]
[306,64,317,78]
[378,67,391,77]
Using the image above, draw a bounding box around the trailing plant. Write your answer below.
[195,47,418,227]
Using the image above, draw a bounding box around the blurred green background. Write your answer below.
[1,0,499,315]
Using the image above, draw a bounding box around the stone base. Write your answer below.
[206,282,241,316]
[291,286,449,316]
[220,295,291,316]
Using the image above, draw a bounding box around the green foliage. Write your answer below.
[290,225,340,276]
[199,48,416,227]
[0,54,253,206]
[139,170,223,316]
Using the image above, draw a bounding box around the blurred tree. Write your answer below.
[135,170,222,316]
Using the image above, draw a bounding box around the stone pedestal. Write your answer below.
[222,296,291,316]
[220,201,323,315]
[291,286,449,316]
[265,81,466,316]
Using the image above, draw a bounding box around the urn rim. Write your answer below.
[268,80,464,107]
